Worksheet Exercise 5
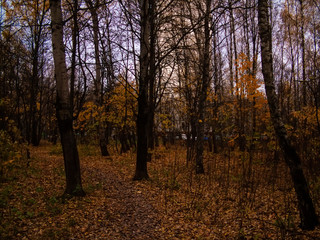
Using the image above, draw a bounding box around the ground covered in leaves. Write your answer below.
[1,141,320,239]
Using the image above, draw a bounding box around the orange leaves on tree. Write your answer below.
[235,52,264,102]
[105,79,137,129]
[74,77,138,133]
[291,106,320,137]
[158,113,173,132]
[74,101,106,132]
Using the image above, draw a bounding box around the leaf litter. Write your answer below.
[0,142,320,239]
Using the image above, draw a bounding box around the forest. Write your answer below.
[0,0,320,239]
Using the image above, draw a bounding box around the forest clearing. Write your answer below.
[1,141,320,239]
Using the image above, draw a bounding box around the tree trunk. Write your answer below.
[30,48,40,146]
[50,0,85,197]
[135,93,149,179]
[120,128,130,154]
[29,2,47,147]
[195,0,211,174]
[258,0,318,230]
[299,0,307,107]
[147,108,154,162]
[85,0,110,156]
[30,71,41,146]
[134,0,151,180]
[147,0,156,162]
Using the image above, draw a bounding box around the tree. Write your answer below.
[107,76,137,153]
[49,0,85,196]
[195,0,212,174]
[134,0,154,180]
[84,0,110,156]
[2,0,51,146]
[257,0,318,230]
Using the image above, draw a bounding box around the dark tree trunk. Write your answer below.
[56,101,85,196]
[99,127,110,156]
[31,117,41,146]
[195,0,211,174]
[134,0,152,180]
[50,0,85,197]
[162,134,167,148]
[135,93,149,180]
[120,128,130,154]
[52,127,58,145]
[258,0,318,230]
[147,108,155,162]
[129,131,136,149]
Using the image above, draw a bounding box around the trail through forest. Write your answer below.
[82,156,163,239]
[0,142,167,239]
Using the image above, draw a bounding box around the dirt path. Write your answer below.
[83,164,163,239]
[1,144,167,239]
[46,145,167,240]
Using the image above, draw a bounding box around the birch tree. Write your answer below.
[50,0,85,196]
[258,0,318,230]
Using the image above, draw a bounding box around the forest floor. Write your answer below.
[1,141,320,239]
